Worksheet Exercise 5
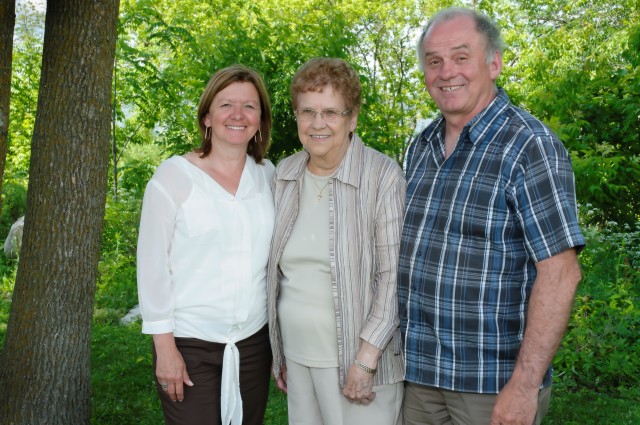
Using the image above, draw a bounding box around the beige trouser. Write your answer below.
[403,382,552,425]
[286,358,403,425]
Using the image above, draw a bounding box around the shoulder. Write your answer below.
[259,157,275,169]
[408,117,442,156]
[504,104,557,140]
[251,156,276,183]
[489,91,560,146]
[275,150,308,178]
[362,145,404,178]
[257,157,276,173]
[501,105,571,166]
[358,146,406,194]
[151,155,188,180]
[143,156,194,204]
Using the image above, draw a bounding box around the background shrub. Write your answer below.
[553,207,640,398]
[0,180,27,238]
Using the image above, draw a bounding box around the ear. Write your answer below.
[349,110,358,133]
[490,51,503,81]
[203,113,211,128]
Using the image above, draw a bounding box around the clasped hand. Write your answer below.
[342,363,376,405]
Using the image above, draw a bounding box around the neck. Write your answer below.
[205,144,247,169]
[307,159,339,176]
[443,128,459,160]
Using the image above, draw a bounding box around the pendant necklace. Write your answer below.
[309,174,330,202]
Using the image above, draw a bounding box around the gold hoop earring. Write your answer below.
[205,126,211,141]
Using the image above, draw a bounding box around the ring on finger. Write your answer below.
[161,382,168,390]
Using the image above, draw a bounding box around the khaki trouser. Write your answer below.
[403,381,552,425]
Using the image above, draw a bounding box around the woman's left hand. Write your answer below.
[343,364,376,405]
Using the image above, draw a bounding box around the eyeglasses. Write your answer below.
[295,108,352,123]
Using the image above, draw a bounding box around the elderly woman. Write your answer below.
[267,58,405,425]
[137,65,274,425]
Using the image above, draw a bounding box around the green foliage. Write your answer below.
[553,208,640,397]
[0,180,27,237]
[114,143,164,198]
[7,1,44,179]
[342,0,430,165]
[503,0,640,225]
[96,193,142,314]
[544,386,640,424]
[0,255,18,348]
[113,0,432,164]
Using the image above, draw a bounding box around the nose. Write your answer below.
[311,111,327,128]
[439,58,455,80]
[231,105,244,119]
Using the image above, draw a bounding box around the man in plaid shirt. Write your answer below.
[398,7,585,425]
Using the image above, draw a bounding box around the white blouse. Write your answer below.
[136,154,275,424]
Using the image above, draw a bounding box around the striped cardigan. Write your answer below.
[267,134,406,386]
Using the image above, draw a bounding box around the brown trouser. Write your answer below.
[403,382,552,425]
[153,325,272,425]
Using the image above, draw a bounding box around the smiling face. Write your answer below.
[204,82,261,151]
[295,85,357,174]
[420,15,502,127]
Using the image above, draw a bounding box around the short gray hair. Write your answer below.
[416,7,506,72]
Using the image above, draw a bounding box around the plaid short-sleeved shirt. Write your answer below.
[398,89,585,393]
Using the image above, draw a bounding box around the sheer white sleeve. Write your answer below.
[136,158,191,334]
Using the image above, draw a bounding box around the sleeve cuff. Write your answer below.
[141,319,174,335]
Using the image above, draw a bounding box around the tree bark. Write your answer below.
[0,1,120,424]
[0,0,16,215]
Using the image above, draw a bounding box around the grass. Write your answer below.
[544,386,640,425]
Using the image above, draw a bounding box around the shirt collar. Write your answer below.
[277,133,365,189]
[419,87,510,148]
[465,87,510,145]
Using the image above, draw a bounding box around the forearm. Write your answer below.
[509,249,581,389]
[153,332,178,354]
[356,339,383,369]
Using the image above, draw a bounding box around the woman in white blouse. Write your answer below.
[137,65,275,425]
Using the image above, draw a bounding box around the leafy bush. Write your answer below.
[0,180,28,238]
[115,143,164,198]
[554,208,640,397]
[96,193,142,314]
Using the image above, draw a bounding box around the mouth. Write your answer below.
[226,125,246,130]
[310,135,330,140]
[441,85,464,92]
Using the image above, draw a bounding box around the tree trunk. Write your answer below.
[0,1,120,424]
[0,0,16,215]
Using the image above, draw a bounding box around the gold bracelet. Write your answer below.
[354,359,376,374]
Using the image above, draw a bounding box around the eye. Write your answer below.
[323,110,339,118]
[219,103,232,109]
[300,108,316,118]
[427,58,441,66]
[244,104,257,110]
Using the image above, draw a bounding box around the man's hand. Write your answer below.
[490,379,538,425]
